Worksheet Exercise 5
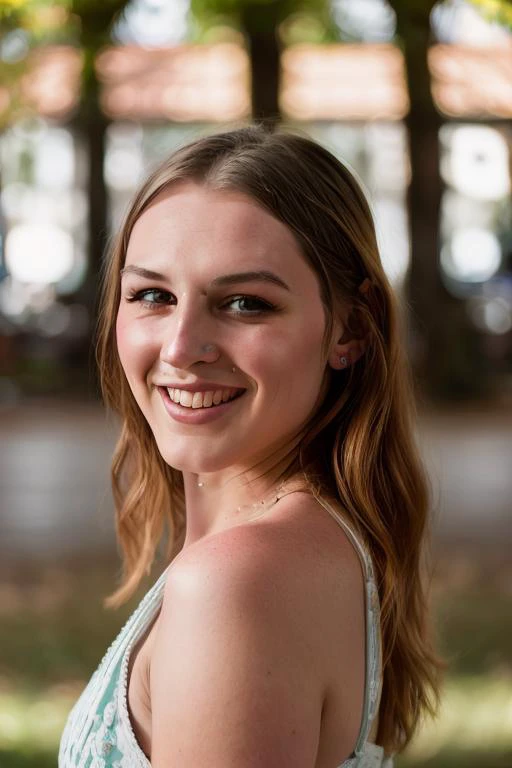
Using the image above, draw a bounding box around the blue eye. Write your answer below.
[224,296,276,315]
[126,289,173,308]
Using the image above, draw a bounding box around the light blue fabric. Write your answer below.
[59,497,393,767]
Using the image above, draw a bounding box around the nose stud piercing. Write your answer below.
[200,344,237,373]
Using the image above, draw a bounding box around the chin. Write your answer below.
[154,440,241,475]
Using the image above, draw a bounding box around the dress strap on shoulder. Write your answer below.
[313,495,383,759]
[313,495,376,581]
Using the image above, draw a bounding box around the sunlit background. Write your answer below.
[0,1,511,766]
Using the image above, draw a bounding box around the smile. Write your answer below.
[166,387,245,409]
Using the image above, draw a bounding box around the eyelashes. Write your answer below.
[124,288,277,316]
[126,288,172,308]
[224,296,276,315]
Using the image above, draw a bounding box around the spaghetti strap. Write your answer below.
[313,495,383,760]
[314,496,376,581]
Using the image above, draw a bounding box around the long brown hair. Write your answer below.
[96,125,441,753]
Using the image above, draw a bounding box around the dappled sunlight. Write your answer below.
[404,677,512,761]
[0,685,82,753]
[1,670,511,764]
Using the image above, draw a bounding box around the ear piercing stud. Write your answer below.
[340,356,349,368]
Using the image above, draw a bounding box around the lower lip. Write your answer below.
[158,387,246,425]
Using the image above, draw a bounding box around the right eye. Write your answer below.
[125,288,174,309]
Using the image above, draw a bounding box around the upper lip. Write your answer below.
[157,382,246,392]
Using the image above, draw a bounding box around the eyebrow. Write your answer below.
[211,271,290,291]
[120,266,165,280]
[120,265,290,291]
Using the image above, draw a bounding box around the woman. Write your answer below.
[59,125,440,767]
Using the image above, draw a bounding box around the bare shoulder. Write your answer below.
[165,490,363,616]
[150,499,328,766]
[159,505,317,634]
[149,493,366,766]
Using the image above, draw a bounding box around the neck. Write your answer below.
[180,449,304,550]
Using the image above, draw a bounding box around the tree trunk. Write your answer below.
[240,2,281,126]
[80,58,109,312]
[69,51,109,390]
[394,6,486,399]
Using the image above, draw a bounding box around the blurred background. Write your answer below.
[0,0,511,766]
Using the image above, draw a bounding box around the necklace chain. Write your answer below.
[196,478,308,521]
[235,481,308,521]
[235,485,285,518]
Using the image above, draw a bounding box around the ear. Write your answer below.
[328,318,369,371]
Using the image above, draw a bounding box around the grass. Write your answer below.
[1,554,511,767]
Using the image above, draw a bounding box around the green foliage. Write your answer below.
[0,0,69,39]
[467,0,512,29]
[280,11,339,45]
[0,750,56,768]
[0,0,48,25]
[0,0,130,126]
[399,749,512,768]
[191,0,335,38]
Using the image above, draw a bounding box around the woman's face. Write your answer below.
[116,182,337,476]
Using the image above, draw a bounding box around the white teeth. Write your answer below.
[179,390,193,407]
[191,392,203,409]
[166,387,241,409]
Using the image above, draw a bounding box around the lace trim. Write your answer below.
[115,619,154,766]
[340,743,394,767]
[59,567,169,767]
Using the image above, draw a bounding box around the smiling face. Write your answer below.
[116,182,339,478]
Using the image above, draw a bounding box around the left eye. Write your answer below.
[224,296,275,314]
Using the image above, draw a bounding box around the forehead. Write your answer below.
[125,182,309,276]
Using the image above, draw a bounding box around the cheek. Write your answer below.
[115,312,156,384]
[248,317,326,403]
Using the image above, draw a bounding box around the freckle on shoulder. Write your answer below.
[164,492,363,608]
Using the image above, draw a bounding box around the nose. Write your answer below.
[159,301,220,369]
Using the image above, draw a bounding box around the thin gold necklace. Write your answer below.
[234,481,308,522]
